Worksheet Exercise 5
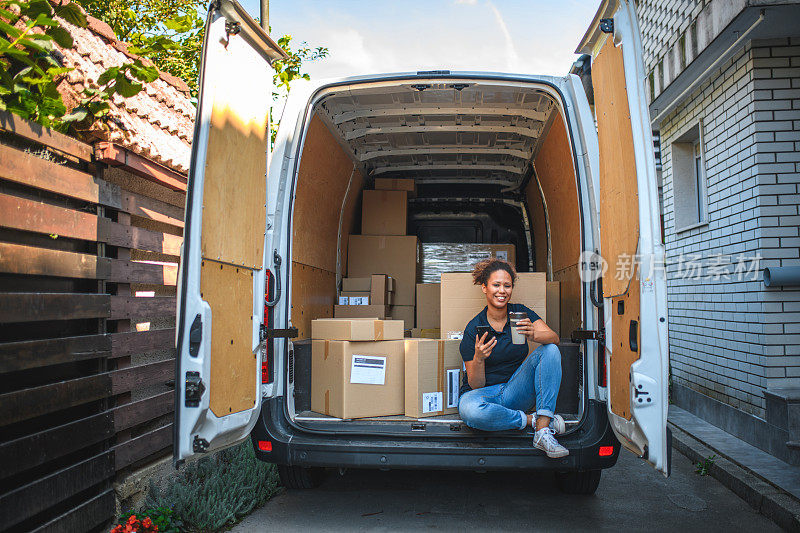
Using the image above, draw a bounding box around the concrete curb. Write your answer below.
[670,422,800,532]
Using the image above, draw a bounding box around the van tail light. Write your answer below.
[257,440,272,452]
[598,446,614,457]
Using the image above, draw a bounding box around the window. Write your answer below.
[649,70,655,101]
[671,123,708,231]
[690,21,698,58]
[657,60,664,93]
[679,34,686,70]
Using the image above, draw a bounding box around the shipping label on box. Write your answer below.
[350,296,369,305]
[350,355,386,385]
[338,296,349,305]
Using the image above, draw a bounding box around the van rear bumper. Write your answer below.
[251,398,620,472]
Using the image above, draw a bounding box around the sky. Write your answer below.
[238,0,600,80]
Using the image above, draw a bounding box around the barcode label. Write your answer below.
[447,369,460,408]
[422,392,442,413]
[349,296,369,305]
[338,296,348,305]
[495,250,508,260]
[350,355,386,385]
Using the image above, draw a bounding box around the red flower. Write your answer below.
[127,515,138,525]
[142,518,155,530]
[111,526,123,533]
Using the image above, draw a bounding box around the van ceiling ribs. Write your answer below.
[317,81,557,187]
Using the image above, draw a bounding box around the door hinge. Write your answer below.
[185,371,205,407]
[571,329,606,345]
[600,18,614,34]
[259,325,298,343]
[193,435,209,453]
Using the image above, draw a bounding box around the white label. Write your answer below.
[447,330,463,340]
[422,392,442,413]
[338,296,349,305]
[350,355,386,385]
[495,250,508,260]
[349,296,369,305]
[446,369,460,408]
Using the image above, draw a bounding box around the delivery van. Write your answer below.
[173,0,670,495]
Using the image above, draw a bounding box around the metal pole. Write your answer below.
[260,0,269,31]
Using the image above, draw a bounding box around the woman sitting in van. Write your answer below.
[458,258,567,458]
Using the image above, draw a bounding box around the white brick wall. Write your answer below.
[659,39,800,418]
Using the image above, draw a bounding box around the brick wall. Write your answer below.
[659,39,800,418]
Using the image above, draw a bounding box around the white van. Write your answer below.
[174,0,670,494]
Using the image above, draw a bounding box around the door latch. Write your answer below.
[259,325,298,342]
[571,329,606,345]
[185,371,205,407]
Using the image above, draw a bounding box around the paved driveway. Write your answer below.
[234,449,779,531]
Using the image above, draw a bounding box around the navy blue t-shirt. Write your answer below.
[459,303,542,395]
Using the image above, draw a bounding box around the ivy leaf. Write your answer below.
[96,66,119,86]
[45,26,73,48]
[24,0,53,20]
[129,62,158,83]
[113,76,141,98]
[53,1,87,28]
[62,105,88,122]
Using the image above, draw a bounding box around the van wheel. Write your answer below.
[277,465,325,489]
[555,469,601,495]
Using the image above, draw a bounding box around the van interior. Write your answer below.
[286,79,587,437]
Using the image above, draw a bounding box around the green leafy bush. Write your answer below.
[142,442,280,531]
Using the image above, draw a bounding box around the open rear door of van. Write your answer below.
[577,0,670,475]
[174,0,286,464]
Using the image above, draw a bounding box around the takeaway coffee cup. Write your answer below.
[509,311,527,345]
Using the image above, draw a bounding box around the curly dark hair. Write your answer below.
[471,258,517,286]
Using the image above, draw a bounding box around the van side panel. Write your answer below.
[531,115,583,338]
[291,115,364,339]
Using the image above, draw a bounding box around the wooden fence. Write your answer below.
[0,113,185,532]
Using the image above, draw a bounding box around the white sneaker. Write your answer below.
[549,414,566,435]
[533,427,569,458]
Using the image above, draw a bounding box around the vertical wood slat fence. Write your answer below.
[0,112,186,532]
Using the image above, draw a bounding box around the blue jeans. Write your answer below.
[458,344,562,431]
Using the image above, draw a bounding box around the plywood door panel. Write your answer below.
[552,264,581,340]
[292,115,363,273]
[593,38,640,298]
[291,261,336,339]
[593,38,642,421]
[200,259,256,416]
[608,270,640,420]
[525,179,548,273]
[200,32,269,269]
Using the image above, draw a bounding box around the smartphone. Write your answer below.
[476,325,495,341]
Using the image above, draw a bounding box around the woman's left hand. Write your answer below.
[515,317,535,340]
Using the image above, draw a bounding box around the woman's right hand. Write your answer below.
[474,332,497,361]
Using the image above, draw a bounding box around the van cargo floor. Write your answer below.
[294,410,580,425]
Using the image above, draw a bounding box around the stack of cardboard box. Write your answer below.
[310,318,463,419]
[335,274,395,319]
[345,178,418,329]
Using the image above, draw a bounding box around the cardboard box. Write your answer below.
[419,243,517,283]
[404,339,462,418]
[416,283,441,329]
[335,305,389,319]
[374,177,416,197]
[546,281,560,337]
[388,304,415,329]
[348,235,418,306]
[312,318,403,341]
[440,272,546,346]
[312,340,405,418]
[411,328,440,339]
[342,277,371,292]
[370,274,393,305]
[361,190,407,235]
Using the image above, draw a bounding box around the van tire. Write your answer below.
[554,469,601,495]
[277,465,325,489]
